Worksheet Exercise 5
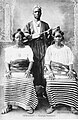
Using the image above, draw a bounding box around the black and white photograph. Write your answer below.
[0,0,78,120]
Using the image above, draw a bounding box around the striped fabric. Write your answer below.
[4,72,38,110]
[45,62,78,110]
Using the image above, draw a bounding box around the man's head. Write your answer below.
[33,5,42,20]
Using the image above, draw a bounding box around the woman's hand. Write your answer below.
[5,71,12,79]
[44,70,55,80]
[25,70,30,78]
[67,70,74,79]
[44,65,55,80]
[48,71,55,80]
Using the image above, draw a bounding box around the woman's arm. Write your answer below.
[45,64,52,72]
[44,64,55,80]
[69,64,73,72]
[5,63,10,72]
[27,61,33,72]
[67,64,74,79]
[5,62,11,79]
[25,61,33,77]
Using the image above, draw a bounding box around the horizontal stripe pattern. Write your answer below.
[4,72,38,110]
[46,80,78,110]
[46,62,78,110]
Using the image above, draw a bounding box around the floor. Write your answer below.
[0,86,78,120]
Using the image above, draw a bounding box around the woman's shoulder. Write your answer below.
[24,45,32,50]
[4,46,14,51]
[47,45,54,51]
[64,45,71,50]
[25,45,31,48]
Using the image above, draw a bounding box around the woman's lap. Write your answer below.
[4,72,38,110]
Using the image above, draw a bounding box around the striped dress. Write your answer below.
[4,46,38,110]
[44,62,78,110]
[44,45,78,110]
[4,72,38,110]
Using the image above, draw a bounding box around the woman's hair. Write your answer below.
[52,26,64,41]
[12,29,25,41]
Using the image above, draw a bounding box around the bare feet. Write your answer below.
[46,106,55,114]
[71,107,78,114]
[1,105,12,114]
[26,108,34,114]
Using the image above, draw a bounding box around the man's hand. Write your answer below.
[32,33,40,39]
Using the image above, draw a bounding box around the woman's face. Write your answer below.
[54,32,62,43]
[15,33,23,46]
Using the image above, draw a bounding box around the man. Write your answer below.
[23,5,51,96]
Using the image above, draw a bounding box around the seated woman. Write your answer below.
[1,30,38,114]
[44,28,78,114]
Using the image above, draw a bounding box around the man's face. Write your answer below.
[33,7,41,19]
